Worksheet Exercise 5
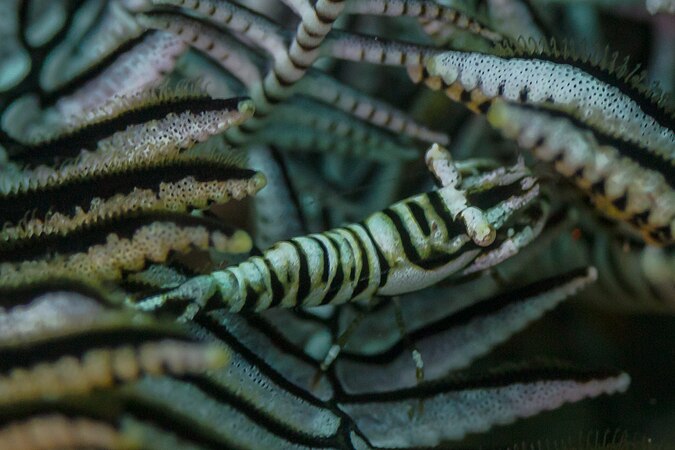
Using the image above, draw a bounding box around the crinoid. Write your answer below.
[0,0,673,449]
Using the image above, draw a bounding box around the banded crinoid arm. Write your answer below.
[6,90,254,165]
[323,29,438,68]
[487,100,675,246]
[139,2,449,151]
[412,45,674,158]
[299,69,449,145]
[137,11,264,89]
[147,0,289,59]
[0,150,265,244]
[144,0,347,151]
[140,9,449,145]
[0,212,253,288]
[148,0,344,143]
[46,31,188,123]
[150,0,345,121]
[251,122,415,164]
[342,0,503,43]
[255,0,345,111]
[338,362,630,447]
[136,144,542,314]
[509,103,673,242]
[255,96,418,161]
[279,0,496,40]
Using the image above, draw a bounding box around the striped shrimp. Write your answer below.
[136,144,544,315]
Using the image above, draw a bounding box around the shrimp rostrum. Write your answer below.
[136,144,545,315]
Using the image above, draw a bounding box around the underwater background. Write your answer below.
[0,0,673,448]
